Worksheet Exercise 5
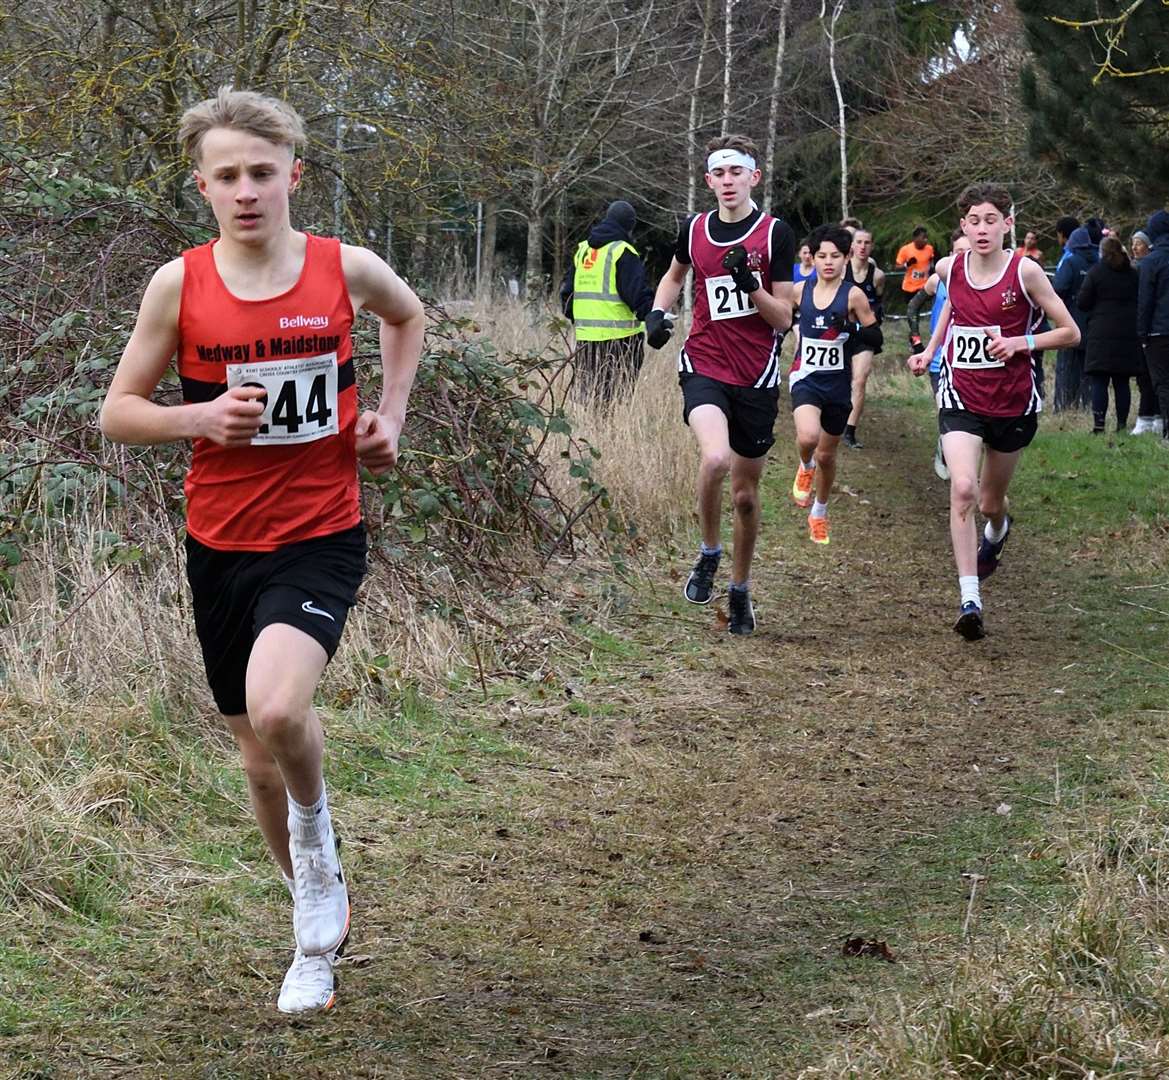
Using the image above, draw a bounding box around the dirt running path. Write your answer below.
[12,401,1106,1078]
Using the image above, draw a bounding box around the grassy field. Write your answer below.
[2,348,1169,1078]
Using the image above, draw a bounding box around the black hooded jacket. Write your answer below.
[1137,209,1169,339]
[559,219,655,322]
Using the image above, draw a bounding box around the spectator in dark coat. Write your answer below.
[1052,225,1097,411]
[1077,237,1143,434]
[1137,208,1169,441]
[559,200,656,403]
[1128,230,1158,431]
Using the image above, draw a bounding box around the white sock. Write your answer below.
[959,575,981,608]
[282,872,295,898]
[810,499,828,518]
[288,787,329,840]
[801,456,815,470]
[984,517,1008,543]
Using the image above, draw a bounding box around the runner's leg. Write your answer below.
[225,712,293,878]
[813,431,841,506]
[688,404,734,550]
[793,403,821,470]
[729,452,766,584]
[978,446,1023,533]
[245,624,329,806]
[941,430,984,579]
[846,349,874,431]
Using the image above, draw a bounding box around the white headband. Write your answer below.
[706,149,756,172]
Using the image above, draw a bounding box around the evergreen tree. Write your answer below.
[1018,0,1169,211]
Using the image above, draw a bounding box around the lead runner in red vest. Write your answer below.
[100,88,425,1013]
[909,183,1078,641]
[646,135,795,635]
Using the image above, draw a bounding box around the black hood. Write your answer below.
[1147,209,1169,245]
[587,219,633,248]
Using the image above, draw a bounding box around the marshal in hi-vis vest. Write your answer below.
[571,240,642,341]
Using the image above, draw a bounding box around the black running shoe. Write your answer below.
[976,516,1011,581]
[727,585,756,636]
[684,550,720,604]
[953,601,985,641]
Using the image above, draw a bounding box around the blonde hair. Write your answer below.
[178,86,306,164]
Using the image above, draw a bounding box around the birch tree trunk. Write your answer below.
[763,0,792,212]
[821,0,848,219]
[686,0,717,319]
[479,199,498,303]
[720,0,735,135]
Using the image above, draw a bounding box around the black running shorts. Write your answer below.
[938,408,1038,454]
[790,382,850,437]
[185,525,368,715]
[679,373,780,459]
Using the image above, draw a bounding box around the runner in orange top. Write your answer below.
[898,225,935,351]
[100,87,425,1016]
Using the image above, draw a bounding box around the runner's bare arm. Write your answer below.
[909,295,951,376]
[341,244,425,476]
[988,257,1080,358]
[100,259,266,446]
[753,279,794,332]
[849,287,877,327]
[874,267,885,296]
[651,258,690,313]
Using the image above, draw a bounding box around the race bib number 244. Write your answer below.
[226,352,339,445]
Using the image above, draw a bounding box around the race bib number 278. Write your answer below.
[226,352,339,445]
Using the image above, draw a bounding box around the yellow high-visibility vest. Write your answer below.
[571,240,642,341]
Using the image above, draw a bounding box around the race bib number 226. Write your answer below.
[226,352,339,446]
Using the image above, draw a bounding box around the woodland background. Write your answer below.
[3,0,1166,307]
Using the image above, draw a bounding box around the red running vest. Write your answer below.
[177,234,360,551]
[937,249,1043,418]
[679,212,782,389]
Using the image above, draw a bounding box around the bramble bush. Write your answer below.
[0,144,617,618]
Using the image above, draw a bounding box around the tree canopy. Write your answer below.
[1018,0,1169,212]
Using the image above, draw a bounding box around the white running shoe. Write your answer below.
[1132,416,1158,435]
[288,825,350,956]
[278,947,338,1014]
[933,439,950,481]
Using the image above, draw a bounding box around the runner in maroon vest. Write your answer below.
[646,134,795,635]
[909,183,1078,641]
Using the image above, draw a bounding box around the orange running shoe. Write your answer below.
[791,463,815,508]
[808,513,830,545]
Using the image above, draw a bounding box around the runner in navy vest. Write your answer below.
[788,225,881,546]
[646,133,795,635]
[909,183,1079,641]
[841,227,885,449]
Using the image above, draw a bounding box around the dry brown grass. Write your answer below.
[803,799,1169,1079]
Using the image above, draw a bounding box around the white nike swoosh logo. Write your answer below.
[301,601,335,622]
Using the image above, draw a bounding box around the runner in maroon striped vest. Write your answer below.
[646,134,795,635]
[909,183,1079,641]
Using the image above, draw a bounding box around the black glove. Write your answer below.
[825,310,848,333]
[721,245,758,294]
[645,309,676,349]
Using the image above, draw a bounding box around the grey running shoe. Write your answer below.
[684,550,720,604]
[727,584,756,636]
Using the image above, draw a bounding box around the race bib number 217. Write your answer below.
[226,352,340,445]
